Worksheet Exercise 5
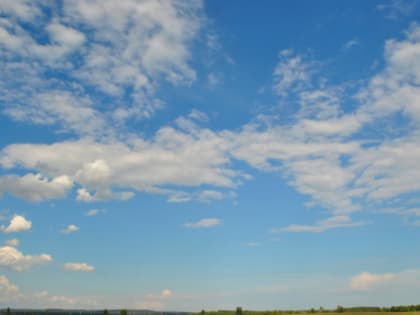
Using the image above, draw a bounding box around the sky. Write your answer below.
[1,0,420,311]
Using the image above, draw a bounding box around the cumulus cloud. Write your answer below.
[184,218,221,228]
[61,224,79,234]
[64,262,95,272]
[0,246,52,271]
[1,215,32,233]
[350,272,395,290]
[76,187,134,203]
[1,128,240,203]
[0,274,20,302]
[4,239,19,247]
[0,173,73,201]
[76,160,112,188]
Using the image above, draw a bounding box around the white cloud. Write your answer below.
[76,187,134,203]
[350,272,395,290]
[46,22,86,48]
[349,270,420,292]
[1,127,240,202]
[273,50,313,97]
[61,224,79,234]
[76,160,112,188]
[161,289,173,298]
[4,239,19,247]
[4,91,107,137]
[145,289,173,300]
[64,262,95,272]
[197,190,224,202]
[0,284,99,308]
[236,24,420,226]
[276,216,367,233]
[184,218,221,228]
[1,215,31,233]
[140,289,174,310]
[32,290,77,306]
[30,290,99,308]
[0,274,20,302]
[76,188,94,202]
[0,245,52,271]
[0,23,420,235]
[0,1,40,21]
[0,173,73,201]
[188,109,209,122]
[0,0,204,136]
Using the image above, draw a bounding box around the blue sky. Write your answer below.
[1,0,420,311]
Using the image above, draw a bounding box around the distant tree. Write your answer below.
[120,309,128,315]
[201,310,205,315]
[104,310,109,315]
[236,307,243,315]
[336,306,344,313]
[6,308,10,315]
[319,307,324,313]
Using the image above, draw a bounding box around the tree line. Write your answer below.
[3,304,420,315]
[194,304,420,315]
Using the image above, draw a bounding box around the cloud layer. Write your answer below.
[0,4,420,234]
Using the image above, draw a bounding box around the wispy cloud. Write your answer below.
[377,0,419,19]
[342,38,360,50]
[274,216,368,233]
[184,218,221,229]
[64,262,95,272]
[84,209,105,217]
[272,49,313,97]
[350,269,420,292]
